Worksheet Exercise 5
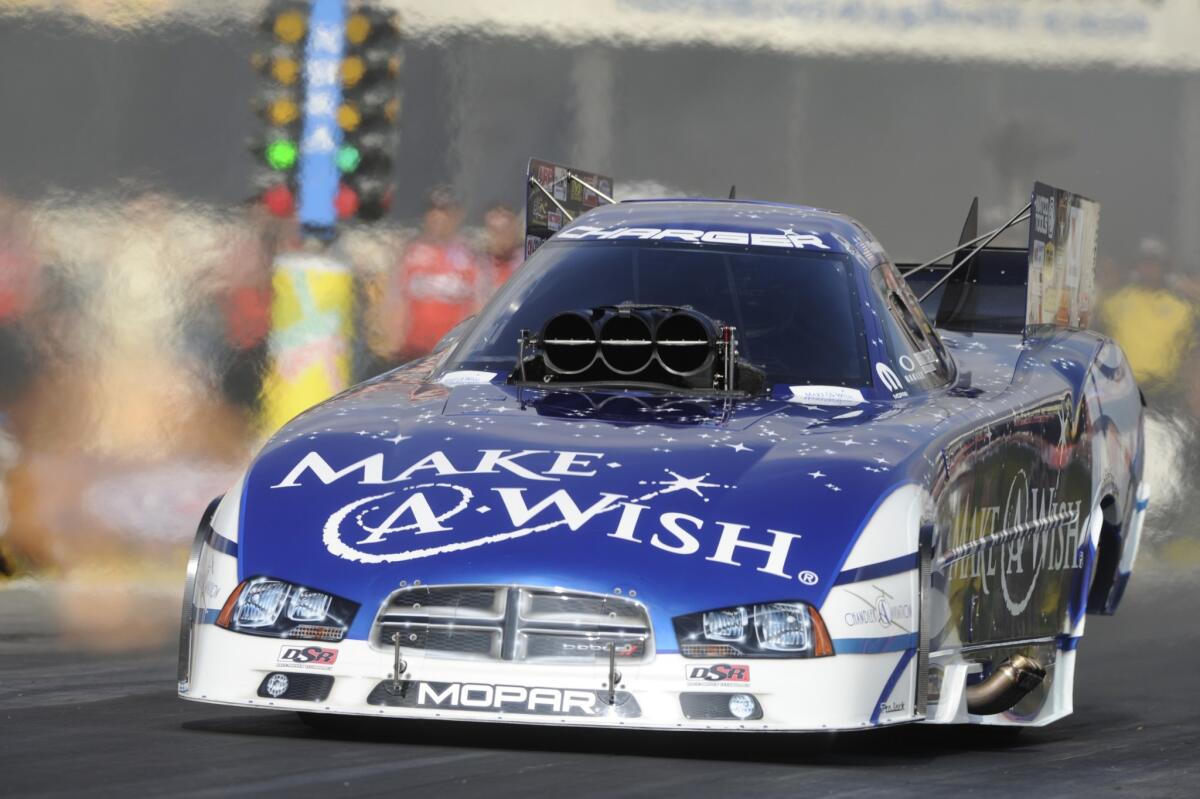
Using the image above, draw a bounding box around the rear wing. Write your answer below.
[525,157,615,257]
[901,182,1100,335]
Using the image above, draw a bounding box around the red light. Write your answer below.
[335,184,359,219]
[262,185,295,217]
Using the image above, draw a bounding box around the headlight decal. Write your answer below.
[216,576,359,642]
[674,601,834,658]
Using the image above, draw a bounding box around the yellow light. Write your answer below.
[273,10,306,44]
[337,103,361,132]
[346,13,371,45]
[383,97,400,122]
[271,56,300,85]
[341,55,365,88]
[268,97,300,126]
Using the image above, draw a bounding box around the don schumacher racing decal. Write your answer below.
[368,681,641,718]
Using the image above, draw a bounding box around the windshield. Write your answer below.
[445,241,872,388]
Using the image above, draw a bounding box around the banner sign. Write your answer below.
[297,0,347,233]
[525,158,613,257]
[261,252,354,435]
[392,0,1200,73]
[1026,182,1100,330]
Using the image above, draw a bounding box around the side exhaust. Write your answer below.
[965,654,1046,715]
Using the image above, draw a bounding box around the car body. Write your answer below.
[179,181,1146,732]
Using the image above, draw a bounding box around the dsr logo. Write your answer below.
[278,646,338,666]
[687,663,749,682]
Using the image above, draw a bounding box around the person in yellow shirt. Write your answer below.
[1101,240,1195,394]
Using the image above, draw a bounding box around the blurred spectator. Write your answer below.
[0,190,42,406]
[480,203,523,292]
[211,205,298,410]
[1100,238,1195,394]
[382,188,482,362]
[0,411,16,575]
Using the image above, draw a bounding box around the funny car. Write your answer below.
[178,161,1146,732]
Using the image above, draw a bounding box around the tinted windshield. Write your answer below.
[446,241,871,387]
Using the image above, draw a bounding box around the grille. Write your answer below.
[256,672,333,702]
[373,585,652,664]
[679,692,763,720]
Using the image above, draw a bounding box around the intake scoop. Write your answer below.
[514,304,765,394]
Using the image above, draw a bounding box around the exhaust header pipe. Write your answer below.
[965,654,1046,716]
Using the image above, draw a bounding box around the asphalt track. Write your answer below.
[1,576,1197,799]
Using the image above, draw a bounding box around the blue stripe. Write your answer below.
[207,529,238,558]
[1058,634,1082,651]
[832,632,918,655]
[870,648,916,724]
[198,608,220,625]
[1135,497,1150,511]
[834,552,919,585]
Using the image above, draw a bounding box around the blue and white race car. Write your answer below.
[178,162,1146,732]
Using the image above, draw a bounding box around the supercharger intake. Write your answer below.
[512,305,765,394]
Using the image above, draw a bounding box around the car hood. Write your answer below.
[239,376,936,644]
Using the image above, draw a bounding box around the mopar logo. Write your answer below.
[397,681,640,718]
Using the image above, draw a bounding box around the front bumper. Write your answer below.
[181,624,919,732]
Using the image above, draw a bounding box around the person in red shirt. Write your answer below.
[480,203,523,295]
[387,189,482,361]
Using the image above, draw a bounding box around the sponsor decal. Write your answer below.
[438,370,498,387]
[879,700,906,714]
[277,645,338,668]
[788,385,865,406]
[897,348,938,383]
[875,362,907,397]
[553,166,568,200]
[556,225,833,250]
[686,663,750,684]
[273,449,816,582]
[530,193,548,225]
[554,640,642,656]
[943,469,1084,615]
[547,210,563,232]
[842,589,913,630]
[391,681,640,718]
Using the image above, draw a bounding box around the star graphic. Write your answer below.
[726,442,751,453]
[825,483,842,492]
[656,470,722,498]
[837,437,860,446]
[807,470,826,479]
[387,432,411,444]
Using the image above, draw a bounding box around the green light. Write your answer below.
[266,139,298,171]
[336,144,361,173]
